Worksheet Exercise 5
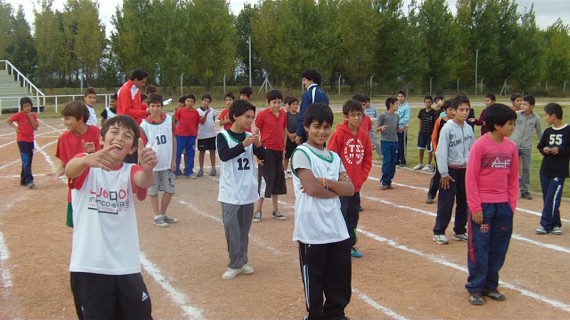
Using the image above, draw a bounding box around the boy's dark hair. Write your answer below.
[485,103,517,132]
[145,84,158,95]
[443,99,454,110]
[129,69,148,81]
[304,103,333,127]
[301,69,321,85]
[544,103,563,120]
[485,93,496,101]
[110,93,118,101]
[435,95,445,103]
[147,93,163,105]
[343,99,363,115]
[385,97,397,109]
[101,115,140,145]
[364,95,371,103]
[522,95,535,106]
[451,95,470,109]
[239,86,253,98]
[84,87,96,96]
[284,96,299,105]
[225,92,235,100]
[351,94,366,103]
[510,92,521,102]
[424,95,434,103]
[178,96,186,103]
[185,94,196,102]
[229,99,256,122]
[61,100,90,123]
[397,90,406,97]
[141,94,148,102]
[20,97,32,107]
[202,94,212,102]
[267,89,283,102]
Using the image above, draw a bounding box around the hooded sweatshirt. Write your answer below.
[436,119,475,177]
[510,110,542,149]
[327,123,372,192]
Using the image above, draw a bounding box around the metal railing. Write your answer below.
[0,93,113,115]
[0,60,46,115]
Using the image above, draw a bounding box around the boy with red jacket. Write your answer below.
[328,100,372,258]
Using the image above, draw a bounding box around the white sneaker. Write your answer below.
[222,267,242,280]
[452,233,468,241]
[412,164,424,170]
[422,164,434,172]
[242,264,254,275]
[433,234,448,245]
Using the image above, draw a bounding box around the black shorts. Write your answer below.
[197,137,216,151]
[70,272,152,320]
[258,149,287,198]
[284,138,297,159]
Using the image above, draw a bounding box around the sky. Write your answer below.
[6,0,570,33]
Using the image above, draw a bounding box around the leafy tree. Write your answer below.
[6,5,36,78]
[0,1,12,60]
[235,4,263,85]
[34,0,67,87]
[543,19,570,90]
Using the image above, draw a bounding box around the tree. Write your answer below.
[0,1,12,59]
[6,5,37,78]
[34,0,67,87]
[543,19,570,90]
[235,4,263,85]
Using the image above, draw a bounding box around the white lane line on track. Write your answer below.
[0,160,20,170]
[0,140,59,171]
[140,252,203,320]
[358,227,570,312]
[0,232,12,288]
[0,128,63,150]
[352,288,409,320]
[362,195,570,256]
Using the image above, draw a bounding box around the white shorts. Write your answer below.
[149,170,176,196]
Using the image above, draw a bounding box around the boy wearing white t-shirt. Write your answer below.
[216,100,266,280]
[196,94,218,177]
[65,115,157,319]
[140,93,178,227]
[290,103,355,320]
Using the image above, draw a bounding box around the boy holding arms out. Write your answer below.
[84,87,98,126]
[377,97,399,190]
[291,103,354,320]
[218,93,236,130]
[196,94,218,176]
[253,90,287,222]
[6,97,38,188]
[65,115,157,319]
[216,99,265,280]
[433,95,475,245]
[174,94,200,178]
[413,95,436,172]
[465,104,519,305]
[283,96,299,177]
[510,95,542,200]
[535,103,570,235]
[328,100,372,258]
[100,93,117,127]
[140,93,178,227]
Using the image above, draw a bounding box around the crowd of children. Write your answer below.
[7,67,569,317]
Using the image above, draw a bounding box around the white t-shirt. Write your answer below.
[140,115,174,171]
[86,105,98,126]
[291,143,349,244]
[69,162,146,275]
[197,107,218,139]
[217,130,260,205]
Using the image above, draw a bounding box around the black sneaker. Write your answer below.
[272,211,286,221]
[469,292,484,305]
[484,290,506,301]
[426,196,434,204]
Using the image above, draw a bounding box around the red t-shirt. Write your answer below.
[9,111,37,142]
[56,125,102,165]
[360,115,372,133]
[218,108,232,130]
[174,107,200,136]
[255,108,287,151]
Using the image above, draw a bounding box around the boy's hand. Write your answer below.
[48,172,61,184]
[471,211,483,224]
[440,175,454,190]
[138,138,158,172]
[82,139,95,153]
[85,144,121,171]
[543,147,551,154]
[376,125,387,133]
[250,134,261,147]
[294,135,302,145]
[550,147,559,155]
[338,172,350,182]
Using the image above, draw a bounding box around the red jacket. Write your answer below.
[117,79,147,124]
[327,123,372,192]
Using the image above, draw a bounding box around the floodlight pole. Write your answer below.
[475,49,479,95]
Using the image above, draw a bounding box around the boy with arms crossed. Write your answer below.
[66,115,157,319]
[253,90,288,222]
[283,96,300,177]
[6,97,38,188]
[140,93,178,226]
[465,104,519,305]
[291,103,354,320]
[174,94,200,178]
[217,100,265,280]
[535,103,570,235]
[196,94,218,177]
[377,97,399,190]
[328,100,372,258]
[433,95,475,245]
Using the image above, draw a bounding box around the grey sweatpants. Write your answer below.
[221,202,254,269]
[519,148,532,194]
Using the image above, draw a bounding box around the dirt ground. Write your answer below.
[1,117,569,319]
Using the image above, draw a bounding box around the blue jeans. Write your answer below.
[380,141,398,186]
[539,174,565,231]
[17,141,34,186]
[466,203,513,294]
[175,135,196,176]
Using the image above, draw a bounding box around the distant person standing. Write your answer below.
[396,91,410,167]
[117,69,149,125]
[295,69,329,144]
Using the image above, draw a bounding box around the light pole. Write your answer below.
[180,73,184,97]
[248,34,252,88]
[475,49,479,95]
